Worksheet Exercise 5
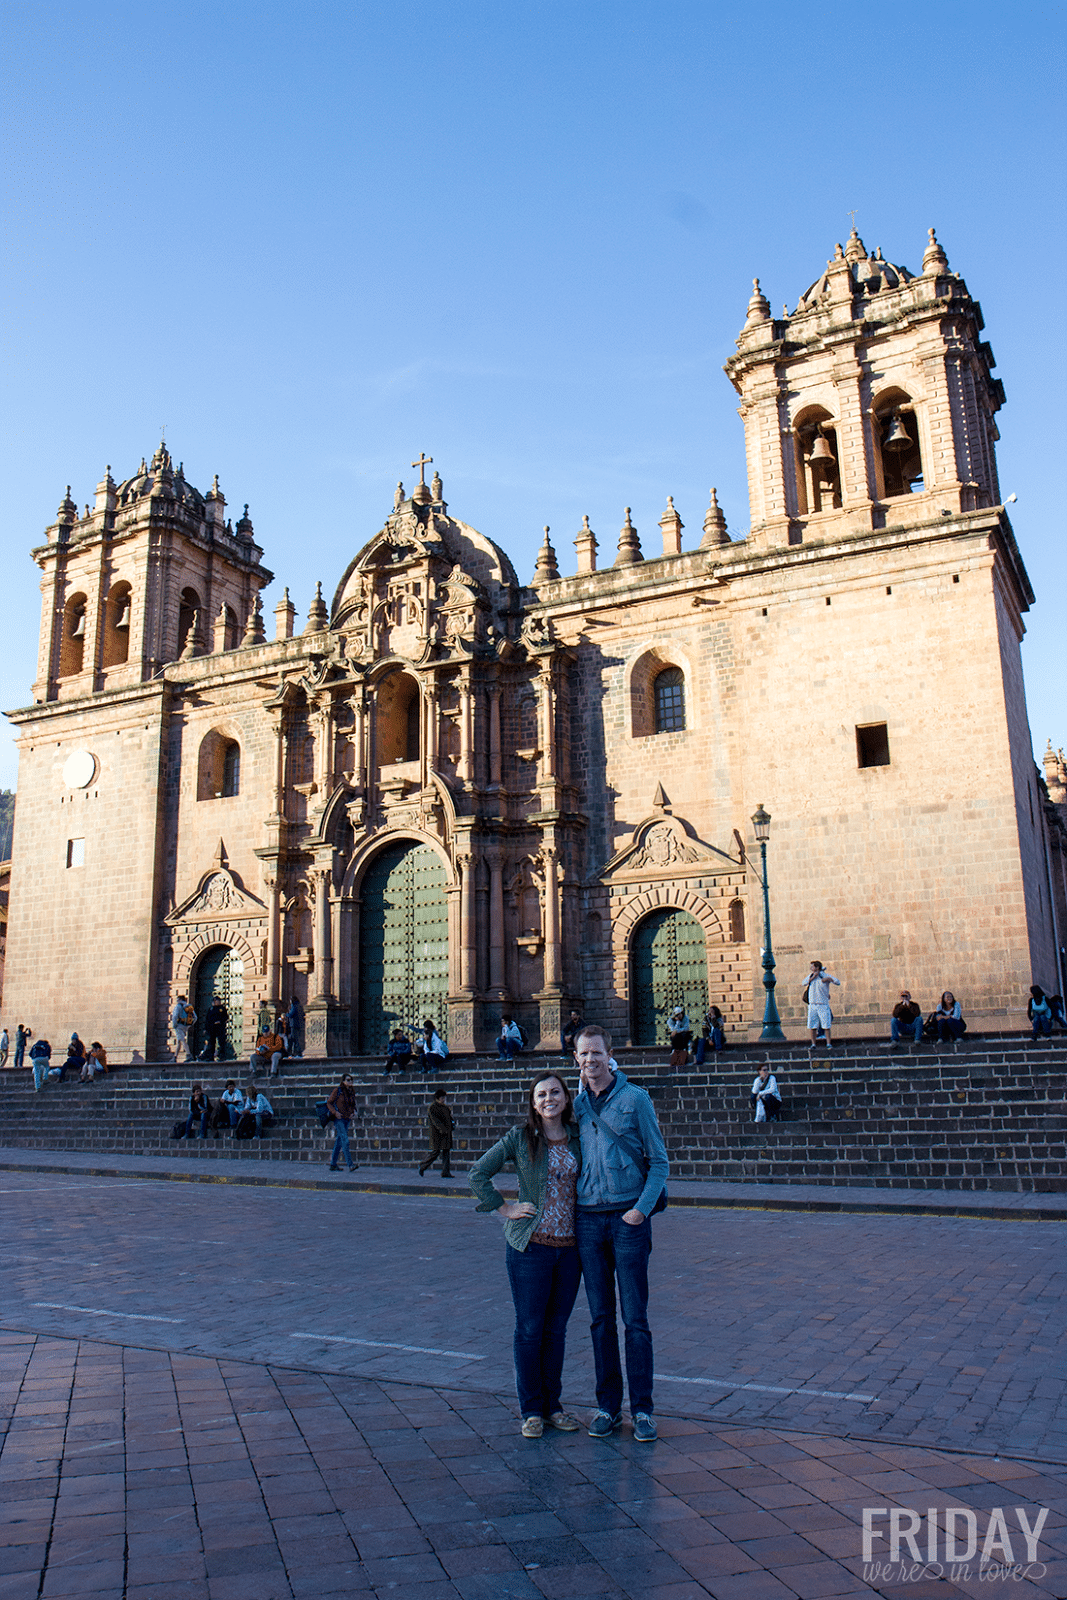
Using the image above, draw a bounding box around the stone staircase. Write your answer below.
[1,1037,1064,1193]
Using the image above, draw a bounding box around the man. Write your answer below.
[14,1025,29,1071]
[326,1073,359,1172]
[561,1010,584,1056]
[750,1062,782,1121]
[199,997,229,1062]
[170,995,196,1066]
[251,1023,286,1078]
[0,1028,8,1068]
[573,1025,669,1443]
[804,961,841,1050]
[889,990,923,1051]
[29,1035,51,1092]
[497,1014,524,1061]
[286,996,304,1057]
[418,1088,454,1177]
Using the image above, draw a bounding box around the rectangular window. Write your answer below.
[66,837,85,868]
[856,724,891,768]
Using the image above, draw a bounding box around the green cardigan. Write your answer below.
[468,1123,583,1251]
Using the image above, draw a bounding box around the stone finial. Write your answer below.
[180,608,205,660]
[658,496,683,556]
[744,277,771,326]
[575,514,598,574]
[304,580,328,633]
[213,602,229,653]
[57,485,77,521]
[652,782,670,811]
[212,837,228,868]
[1043,741,1067,804]
[242,592,266,647]
[922,226,949,275]
[235,504,254,539]
[411,451,433,505]
[431,469,444,502]
[614,508,643,566]
[533,526,560,582]
[844,226,867,265]
[394,480,405,510]
[94,465,117,513]
[700,486,730,547]
[274,586,296,641]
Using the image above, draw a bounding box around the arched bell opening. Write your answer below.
[59,592,88,678]
[102,582,132,667]
[872,388,924,498]
[374,669,421,771]
[793,407,841,515]
[177,587,202,657]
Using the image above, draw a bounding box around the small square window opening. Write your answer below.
[66,837,85,868]
[856,724,891,768]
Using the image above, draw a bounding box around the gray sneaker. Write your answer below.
[588,1410,622,1438]
[632,1412,657,1442]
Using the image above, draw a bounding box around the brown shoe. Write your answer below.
[545,1411,580,1432]
[521,1416,544,1438]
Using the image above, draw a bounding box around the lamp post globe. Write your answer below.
[752,804,785,1043]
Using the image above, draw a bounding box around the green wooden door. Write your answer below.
[631,909,708,1046]
[192,945,245,1059]
[359,843,449,1053]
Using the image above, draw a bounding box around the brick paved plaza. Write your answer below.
[1,1168,1064,1599]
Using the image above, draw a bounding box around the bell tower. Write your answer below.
[724,228,1005,546]
[31,442,272,703]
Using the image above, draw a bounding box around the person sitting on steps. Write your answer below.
[888,991,924,1052]
[750,1063,782,1122]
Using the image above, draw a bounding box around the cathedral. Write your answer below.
[4,227,1065,1059]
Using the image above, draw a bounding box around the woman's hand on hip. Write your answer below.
[498,1200,537,1222]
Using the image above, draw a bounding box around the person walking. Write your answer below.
[326,1072,360,1172]
[469,1070,584,1438]
[572,1025,669,1443]
[170,996,196,1066]
[14,1025,29,1071]
[888,991,924,1051]
[804,961,841,1050]
[0,1028,8,1068]
[199,998,229,1062]
[29,1035,51,1092]
[419,1089,455,1177]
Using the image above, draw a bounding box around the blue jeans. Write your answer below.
[891,1016,923,1044]
[936,1017,966,1042]
[576,1209,654,1417]
[330,1118,355,1169]
[184,1111,209,1138]
[498,1038,520,1060]
[505,1240,582,1419]
[1031,1016,1052,1040]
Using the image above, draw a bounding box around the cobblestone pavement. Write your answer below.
[0,1171,1064,1599]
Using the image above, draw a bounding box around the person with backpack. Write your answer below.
[169,995,196,1066]
[29,1036,51,1092]
[498,1014,525,1061]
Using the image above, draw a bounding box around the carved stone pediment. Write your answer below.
[166,868,266,924]
[600,815,736,881]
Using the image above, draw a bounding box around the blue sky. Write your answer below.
[2,0,1064,792]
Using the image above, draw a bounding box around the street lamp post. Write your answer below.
[752,804,785,1043]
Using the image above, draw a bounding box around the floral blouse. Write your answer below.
[530,1136,578,1247]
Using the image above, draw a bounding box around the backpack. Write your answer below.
[517,1024,529,1048]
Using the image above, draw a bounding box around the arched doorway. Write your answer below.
[192,945,245,1059]
[631,909,708,1046]
[358,842,449,1053]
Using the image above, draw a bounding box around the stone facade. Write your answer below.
[3,230,1065,1057]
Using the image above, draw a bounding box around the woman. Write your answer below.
[469,1072,583,1438]
[694,1007,725,1065]
[64,1033,86,1082]
[81,1042,108,1081]
[933,992,966,1044]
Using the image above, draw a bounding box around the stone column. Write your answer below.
[487,851,506,995]
[540,671,556,780]
[488,686,502,786]
[312,694,334,794]
[425,676,439,773]
[457,848,475,994]
[457,671,473,784]
[310,864,334,1000]
[542,844,561,992]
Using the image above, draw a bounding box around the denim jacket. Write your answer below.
[573,1069,669,1216]
[469,1123,582,1251]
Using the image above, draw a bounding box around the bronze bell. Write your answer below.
[883,413,912,451]
[809,433,835,466]
[70,611,86,638]
[114,599,130,630]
